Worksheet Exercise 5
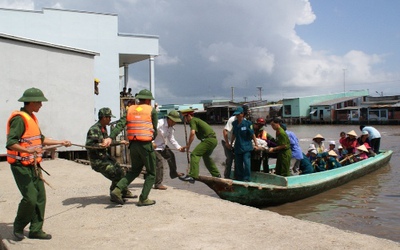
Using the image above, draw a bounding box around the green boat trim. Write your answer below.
[197,150,393,207]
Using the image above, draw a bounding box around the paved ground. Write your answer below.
[1,159,399,250]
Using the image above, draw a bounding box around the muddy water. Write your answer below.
[161,124,400,242]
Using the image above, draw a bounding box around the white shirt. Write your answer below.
[224,116,237,141]
[154,118,181,151]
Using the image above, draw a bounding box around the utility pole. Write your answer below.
[231,86,234,102]
[243,96,247,102]
[343,69,346,94]
[256,86,262,100]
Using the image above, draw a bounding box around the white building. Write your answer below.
[0,7,159,154]
[0,33,97,154]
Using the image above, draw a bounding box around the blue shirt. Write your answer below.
[362,126,381,140]
[286,130,303,160]
[232,119,254,154]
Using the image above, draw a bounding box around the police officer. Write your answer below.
[6,87,71,241]
[85,107,137,202]
[103,89,158,206]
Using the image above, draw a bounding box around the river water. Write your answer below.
[159,124,400,242]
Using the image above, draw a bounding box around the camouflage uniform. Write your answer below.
[85,108,125,191]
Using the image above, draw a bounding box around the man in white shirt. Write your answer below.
[222,114,237,179]
[153,110,185,190]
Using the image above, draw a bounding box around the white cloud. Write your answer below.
[156,46,180,66]
[0,0,34,10]
[4,0,398,103]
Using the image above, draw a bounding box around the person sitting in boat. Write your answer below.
[328,141,339,155]
[341,130,358,154]
[339,131,346,147]
[312,134,326,153]
[337,145,348,161]
[313,153,326,172]
[357,131,376,157]
[326,150,342,170]
[299,153,315,175]
[355,144,369,161]
[306,143,317,160]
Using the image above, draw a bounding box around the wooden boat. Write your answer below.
[197,150,393,207]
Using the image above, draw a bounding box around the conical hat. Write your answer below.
[356,144,368,152]
[313,134,325,141]
[347,130,358,137]
[328,150,338,157]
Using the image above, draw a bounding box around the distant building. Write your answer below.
[282,90,369,124]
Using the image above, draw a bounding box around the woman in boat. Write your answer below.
[355,144,369,161]
[268,118,291,176]
[312,134,326,153]
[357,131,376,157]
[337,145,348,161]
[339,131,346,146]
[341,130,358,154]
[326,150,342,170]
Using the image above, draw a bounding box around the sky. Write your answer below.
[1,0,400,105]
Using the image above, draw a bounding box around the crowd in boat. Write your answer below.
[222,106,382,180]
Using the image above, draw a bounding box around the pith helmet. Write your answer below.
[167,110,182,122]
[135,89,154,100]
[98,107,116,119]
[18,87,48,102]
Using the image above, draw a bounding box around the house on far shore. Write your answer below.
[282,90,369,124]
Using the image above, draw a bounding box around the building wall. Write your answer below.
[283,90,369,119]
[0,36,95,154]
[0,8,159,121]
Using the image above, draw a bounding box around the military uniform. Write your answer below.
[86,121,124,190]
[180,110,220,180]
[6,87,70,241]
[109,89,158,206]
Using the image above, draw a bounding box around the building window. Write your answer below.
[284,105,292,115]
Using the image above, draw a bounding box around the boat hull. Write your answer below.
[197,150,393,207]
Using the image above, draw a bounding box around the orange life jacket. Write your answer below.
[257,130,267,140]
[6,111,43,165]
[126,104,154,141]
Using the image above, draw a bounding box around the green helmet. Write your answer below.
[135,89,154,100]
[18,87,48,102]
[98,107,116,119]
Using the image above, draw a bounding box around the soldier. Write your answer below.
[85,107,137,203]
[6,87,71,241]
[104,89,158,206]
[179,109,221,183]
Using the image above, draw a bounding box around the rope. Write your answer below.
[183,119,190,175]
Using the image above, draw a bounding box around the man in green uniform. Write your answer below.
[267,118,292,176]
[179,109,221,183]
[6,87,71,241]
[103,89,158,206]
[85,107,137,202]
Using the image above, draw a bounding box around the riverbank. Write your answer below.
[1,159,399,250]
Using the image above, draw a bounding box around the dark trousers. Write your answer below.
[155,146,180,186]
[221,140,234,178]
[370,138,381,154]
[11,164,46,234]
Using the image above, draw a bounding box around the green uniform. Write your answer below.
[110,108,158,201]
[6,108,46,235]
[275,127,292,176]
[85,121,125,190]
[188,117,220,178]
